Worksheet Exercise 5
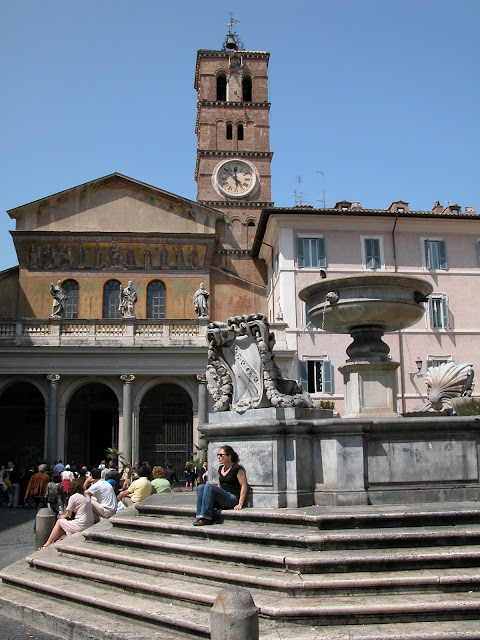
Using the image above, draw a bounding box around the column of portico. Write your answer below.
[132,409,140,466]
[46,374,60,463]
[120,374,135,465]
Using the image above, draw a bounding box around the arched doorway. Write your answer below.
[0,382,45,468]
[139,384,193,481]
[66,383,118,468]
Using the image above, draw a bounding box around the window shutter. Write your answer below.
[318,237,326,267]
[442,296,449,328]
[373,239,381,268]
[439,241,448,270]
[297,238,304,268]
[365,239,380,268]
[322,360,333,394]
[299,361,308,391]
[425,240,432,269]
[365,239,374,268]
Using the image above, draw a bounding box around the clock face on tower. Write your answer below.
[214,159,258,199]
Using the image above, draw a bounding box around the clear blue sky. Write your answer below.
[1,0,478,272]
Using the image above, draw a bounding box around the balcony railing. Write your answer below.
[0,318,209,348]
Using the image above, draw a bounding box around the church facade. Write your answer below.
[0,39,275,472]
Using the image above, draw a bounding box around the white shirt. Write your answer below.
[87,479,117,512]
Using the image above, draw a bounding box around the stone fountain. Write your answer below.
[200,275,480,507]
[299,273,433,418]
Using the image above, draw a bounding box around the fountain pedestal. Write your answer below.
[339,359,400,418]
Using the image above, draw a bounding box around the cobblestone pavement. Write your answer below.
[0,501,58,640]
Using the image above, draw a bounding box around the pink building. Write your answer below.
[253,200,480,415]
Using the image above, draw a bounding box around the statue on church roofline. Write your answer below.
[50,280,67,318]
[194,283,210,318]
[119,281,137,319]
[205,313,318,413]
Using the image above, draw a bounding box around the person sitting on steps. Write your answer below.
[194,445,247,526]
[116,465,154,506]
[83,467,117,519]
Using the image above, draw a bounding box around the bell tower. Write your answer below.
[194,23,273,252]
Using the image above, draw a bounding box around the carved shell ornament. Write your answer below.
[424,362,474,411]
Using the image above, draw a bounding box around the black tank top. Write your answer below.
[218,463,242,500]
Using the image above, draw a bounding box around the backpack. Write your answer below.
[47,482,59,504]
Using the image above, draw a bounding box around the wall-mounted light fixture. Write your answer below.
[410,356,423,380]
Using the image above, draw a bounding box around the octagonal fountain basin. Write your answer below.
[299,273,433,335]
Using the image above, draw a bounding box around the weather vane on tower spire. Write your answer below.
[222,14,244,51]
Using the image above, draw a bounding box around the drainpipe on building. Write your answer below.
[392,214,407,415]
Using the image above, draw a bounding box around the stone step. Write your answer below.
[137,498,480,530]
[112,511,480,550]
[1,556,211,637]
[0,582,200,640]
[84,521,480,573]
[2,582,480,640]
[56,535,480,596]
[3,551,480,627]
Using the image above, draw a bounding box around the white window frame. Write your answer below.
[428,294,449,329]
[426,355,454,369]
[422,238,448,270]
[361,236,384,270]
[296,235,327,269]
[299,358,333,394]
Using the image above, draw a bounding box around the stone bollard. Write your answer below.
[211,586,259,640]
[35,507,56,549]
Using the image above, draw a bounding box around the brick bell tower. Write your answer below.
[194,22,273,261]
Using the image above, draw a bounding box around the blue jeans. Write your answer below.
[196,483,238,520]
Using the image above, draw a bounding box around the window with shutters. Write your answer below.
[428,294,449,329]
[363,237,382,269]
[424,239,448,270]
[299,360,333,394]
[297,237,326,268]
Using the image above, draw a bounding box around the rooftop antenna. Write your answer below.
[316,170,326,209]
[294,176,305,206]
[223,14,244,51]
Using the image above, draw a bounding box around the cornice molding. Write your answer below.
[198,200,273,209]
